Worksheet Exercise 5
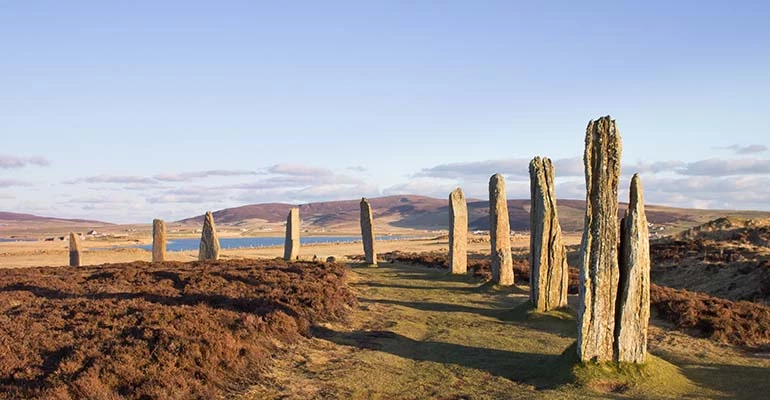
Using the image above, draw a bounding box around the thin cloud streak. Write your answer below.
[0,155,50,169]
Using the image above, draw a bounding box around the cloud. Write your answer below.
[153,169,259,182]
[346,165,368,173]
[414,157,583,180]
[0,179,33,188]
[717,144,768,155]
[64,175,156,185]
[146,187,225,204]
[0,155,50,169]
[677,158,770,176]
[268,164,334,177]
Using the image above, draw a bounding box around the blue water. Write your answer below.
[134,236,408,252]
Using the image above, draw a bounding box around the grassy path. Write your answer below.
[242,262,770,399]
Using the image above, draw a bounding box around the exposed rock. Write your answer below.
[449,187,468,274]
[152,219,166,263]
[615,174,650,363]
[326,256,338,263]
[489,174,514,286]
[283,208,300,261]
[68,232,81,267]
[578,116,623,362]
[529,157,568,311]
[360,198,377,265]
[199,211,220,261]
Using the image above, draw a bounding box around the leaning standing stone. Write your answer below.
[529,157,569,311]
[489,173,514,286]
[283,207,300,261]
[577,116,622,362]
[615,174,650,363]
[69,232,81,267]
[152,219,166,262]
[199,211,220,261]
[360,198,377,265]
[449,188,468,274]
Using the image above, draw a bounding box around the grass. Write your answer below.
[243,261,770,399]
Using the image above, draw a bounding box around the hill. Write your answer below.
[179,195,770,235]
[0,212,106,225]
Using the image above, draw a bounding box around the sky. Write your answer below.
[2,1,769,223]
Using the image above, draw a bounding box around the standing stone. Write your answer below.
[489,174,514,286]
[68,232,81,267]
[152,219,166,263]
[615,174,650,363]
[360,198,377,265]
[529,157,569,311]
[449,188,468,274]
[283,207,300,261]
[199,211,220,261]
[578,116,623,362]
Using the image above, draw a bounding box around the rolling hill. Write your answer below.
[178,195,770,234]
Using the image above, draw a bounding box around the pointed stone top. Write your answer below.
[490,173,505,184]
[153,218,163,224]
[529,156,554,171]
[361,197,368,203]
[450,187,465,199]
[629,174,645,212]
[68,232,80,251]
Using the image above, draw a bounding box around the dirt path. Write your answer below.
[241,263,770,400]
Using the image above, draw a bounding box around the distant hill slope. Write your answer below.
[179,195,770,234]
[0,212,108,225]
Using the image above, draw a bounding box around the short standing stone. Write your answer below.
[577,116,623,363]
[489,173,514,286]
[615,174,650,363]
[449,187,468,274]
[199,211,220,261]
[284,207,300,261]
[360,198,377,265]
[152,219,166,263]
[529,157,569,311]
[69,232,81,267]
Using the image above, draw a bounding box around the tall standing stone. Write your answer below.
[578,116,622,362]
[152,219,166,263]
[360,198,377,265]
[529,157,569,311]
[615,174,650,363]
[199,211,220,261]
[449,188,468,274]
[489,174,514,286]
[68,232,81,267]
[283,207,300,261]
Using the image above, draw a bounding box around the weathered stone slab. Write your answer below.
[577,115,622,362]
[615,174,650,363]
[284,208,300,261]
[489,173,514,286]
[152,219,166,263]
[360,198,377,265]
[449,187,468,274]
[198,211,220,261]
[69,232,81,267]
[529,157,568,311]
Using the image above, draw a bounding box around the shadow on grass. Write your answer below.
[360,298,577,336]
[654,351,770,399]
[312,326,572,389]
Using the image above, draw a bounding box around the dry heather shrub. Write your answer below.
[650,284,770,350]
[0,259,354,399]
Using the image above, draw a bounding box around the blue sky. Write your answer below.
[2,1,769,223]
